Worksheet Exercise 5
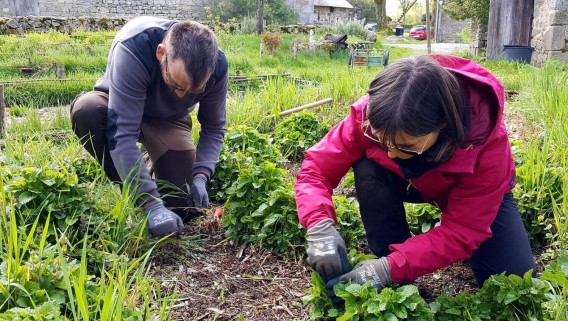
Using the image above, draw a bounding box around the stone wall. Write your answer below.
[0,16,127,34]
[531,0,568,64]
[285,0,314,24]
[0,0,210,21]
[437,11,470,43]
[314,6,354,25]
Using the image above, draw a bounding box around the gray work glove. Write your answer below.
[328,257,392,292]
[145,201,184,237]
[191,174,209,208]
[306,218,349,282]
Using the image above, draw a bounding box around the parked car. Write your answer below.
[409,25,434,40]
[365,23,377,32]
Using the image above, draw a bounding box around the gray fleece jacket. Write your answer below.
[94,16,228,204]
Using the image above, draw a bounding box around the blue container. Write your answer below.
[394,27,404,36]
[503,45,533,64]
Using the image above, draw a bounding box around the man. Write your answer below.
[70,16,228,237]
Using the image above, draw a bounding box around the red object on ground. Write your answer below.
[214,207,223,225]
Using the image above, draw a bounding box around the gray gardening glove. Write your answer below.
[145,201,184,237]
[306,218,349,282]
[191,174,209,208]
[328,257,392,292]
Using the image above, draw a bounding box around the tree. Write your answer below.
[442,0,490,25]
[397,0,419,23]
[374,0,387,30]
[256,0,264,35]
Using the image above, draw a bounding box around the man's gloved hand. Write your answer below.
[145,201,184,237]
[191,174,209,208]
[327,257,392,292]
[306,218,349,283]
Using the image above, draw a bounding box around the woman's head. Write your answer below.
[365,55,465,163]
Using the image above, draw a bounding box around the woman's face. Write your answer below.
[364,128,439,160]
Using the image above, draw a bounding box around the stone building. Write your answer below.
[531,0,568,64]
[313,0,354,25]
[285,0,315,24]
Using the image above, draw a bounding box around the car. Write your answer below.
[408,25,434,40]
[365,23,377,32]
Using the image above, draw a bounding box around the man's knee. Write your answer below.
[70,92,108,131]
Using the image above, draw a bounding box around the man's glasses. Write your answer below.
[361,123,432,156]
[163,53,205,95]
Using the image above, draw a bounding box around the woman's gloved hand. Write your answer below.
[306,218,350,282]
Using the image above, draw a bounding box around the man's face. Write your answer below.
[157,44,207,98]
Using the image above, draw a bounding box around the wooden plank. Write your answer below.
[487,0,534,60]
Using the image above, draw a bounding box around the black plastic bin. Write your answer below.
[394,27,404,36]
[503,45,533,64]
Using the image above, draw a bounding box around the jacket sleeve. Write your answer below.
[193,68,228,179]
[387,127,515,283]
[106,43,159,205]
[295,105,366,229]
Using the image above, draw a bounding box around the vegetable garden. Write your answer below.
[0,28,566,320]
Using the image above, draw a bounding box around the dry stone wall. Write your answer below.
[0,16,127,34]
[531,0,568,64]
[0,0,209,21]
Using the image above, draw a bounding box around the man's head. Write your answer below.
[156,21,219,97]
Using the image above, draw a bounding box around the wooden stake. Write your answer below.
[279,98,333,116]
[56,65,65,79]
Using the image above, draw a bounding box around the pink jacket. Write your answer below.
[295,55,516,283]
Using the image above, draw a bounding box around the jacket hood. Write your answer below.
[431,55,504,147]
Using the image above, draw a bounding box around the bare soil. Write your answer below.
[147,94,542,320]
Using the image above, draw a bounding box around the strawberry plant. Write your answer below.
[273,111,331,162]
[333,196,366,251]
[210,126,283,202]
[223,161,289,248]
[0,301,62,320]
[5,166,106,245]
[405,203,441,235]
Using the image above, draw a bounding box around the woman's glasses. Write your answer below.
[361,123,432,156]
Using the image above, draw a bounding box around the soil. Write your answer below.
[146,94,544,320]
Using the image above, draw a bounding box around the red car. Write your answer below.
[409,25,434,40]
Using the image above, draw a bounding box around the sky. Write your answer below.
[386,1,399,16]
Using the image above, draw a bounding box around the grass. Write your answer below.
[0,29,566,319]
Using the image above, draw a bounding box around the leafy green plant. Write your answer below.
[5,166,105,244]
[273,111,331,162]
[210,126,283,202]
[405,203,441,235]
[333,196,366,251]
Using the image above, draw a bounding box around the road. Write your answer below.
[385,42,469,54]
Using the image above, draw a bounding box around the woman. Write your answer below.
[295,55,536,291]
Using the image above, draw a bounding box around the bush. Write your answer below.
[273,111,331,162]
[262,31,282,54]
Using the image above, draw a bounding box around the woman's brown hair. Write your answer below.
[366,55,466,163]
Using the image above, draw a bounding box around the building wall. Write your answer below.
[285,0,314,24]
[0,16,127,34]
[0,0,209,21]
[531,0,568,64]
[314,6,353,25]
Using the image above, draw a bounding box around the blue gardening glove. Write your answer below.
[327,257,392,292]
[191,174,209,208]
[306,218,349,283]
[145,201,184,237]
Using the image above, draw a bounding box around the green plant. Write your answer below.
[209,126,283,202]
[405,203,441,235]
[273,111,331,162]
[333,196,366,251]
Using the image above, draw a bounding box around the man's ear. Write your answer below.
[156,44,166,61]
